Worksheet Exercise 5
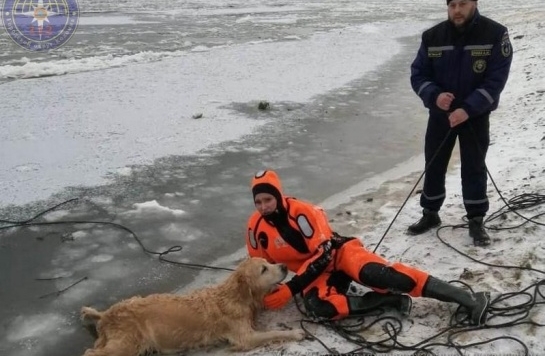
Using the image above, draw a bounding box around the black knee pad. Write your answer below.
[303,288,338,320]
[359,262,416,293]
[326,271,352,295]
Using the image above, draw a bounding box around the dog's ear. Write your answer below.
[234,270,254,303]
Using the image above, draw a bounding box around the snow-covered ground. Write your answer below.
[179,3,545,356]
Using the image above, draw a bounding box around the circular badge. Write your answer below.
[2,0,79,51]
[501,32,512,58]
[473,59,487,74]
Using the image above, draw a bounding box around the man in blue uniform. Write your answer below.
[409,0,512,246]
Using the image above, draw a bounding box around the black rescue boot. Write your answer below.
[347,292,412,316]
[407,209,441,235]
[468,216,491,247]
[422,276,490,326]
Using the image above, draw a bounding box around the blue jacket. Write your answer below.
[411,10,512,118]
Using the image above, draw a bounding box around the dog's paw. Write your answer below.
[291,328,306,341]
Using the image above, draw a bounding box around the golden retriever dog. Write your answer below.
[80,257,305,355]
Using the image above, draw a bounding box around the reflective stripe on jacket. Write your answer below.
[247,197,333,274]
[410,10,512,118]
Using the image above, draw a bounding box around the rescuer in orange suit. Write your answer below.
[246,170,490,325]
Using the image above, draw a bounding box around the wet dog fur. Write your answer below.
[80,257,305,355]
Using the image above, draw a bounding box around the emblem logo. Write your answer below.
[2,0,79,51]
[473,59,487,73]
[501,31,512,58]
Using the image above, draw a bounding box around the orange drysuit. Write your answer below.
[246,170,429,319]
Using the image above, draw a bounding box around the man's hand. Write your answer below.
[436,92,455,111]
[263,284,292,310]
[448,108,469,127]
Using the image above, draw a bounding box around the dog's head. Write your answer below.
[233,257,288,304]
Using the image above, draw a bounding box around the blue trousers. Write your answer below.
[421,112,490,218]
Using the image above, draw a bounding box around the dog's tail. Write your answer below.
[81,306,103,322]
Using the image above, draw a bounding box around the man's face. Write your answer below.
[448,0,477,28]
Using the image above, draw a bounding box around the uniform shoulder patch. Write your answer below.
[501,31,512,57]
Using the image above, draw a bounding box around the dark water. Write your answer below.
[0,36,427,355]
[0,1,432,354]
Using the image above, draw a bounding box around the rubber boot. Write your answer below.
[422,276,490,326]
[407,209,441,235]
[347,292,412,316]
[468,216,491,246]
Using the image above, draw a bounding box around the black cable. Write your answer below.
[372,128,454,253]
[311,120,545,354]
[296,279,544,356]
[2,120,543,354]
[466,122,545,230]
[0,198,79,224]
[0,198,235,272]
